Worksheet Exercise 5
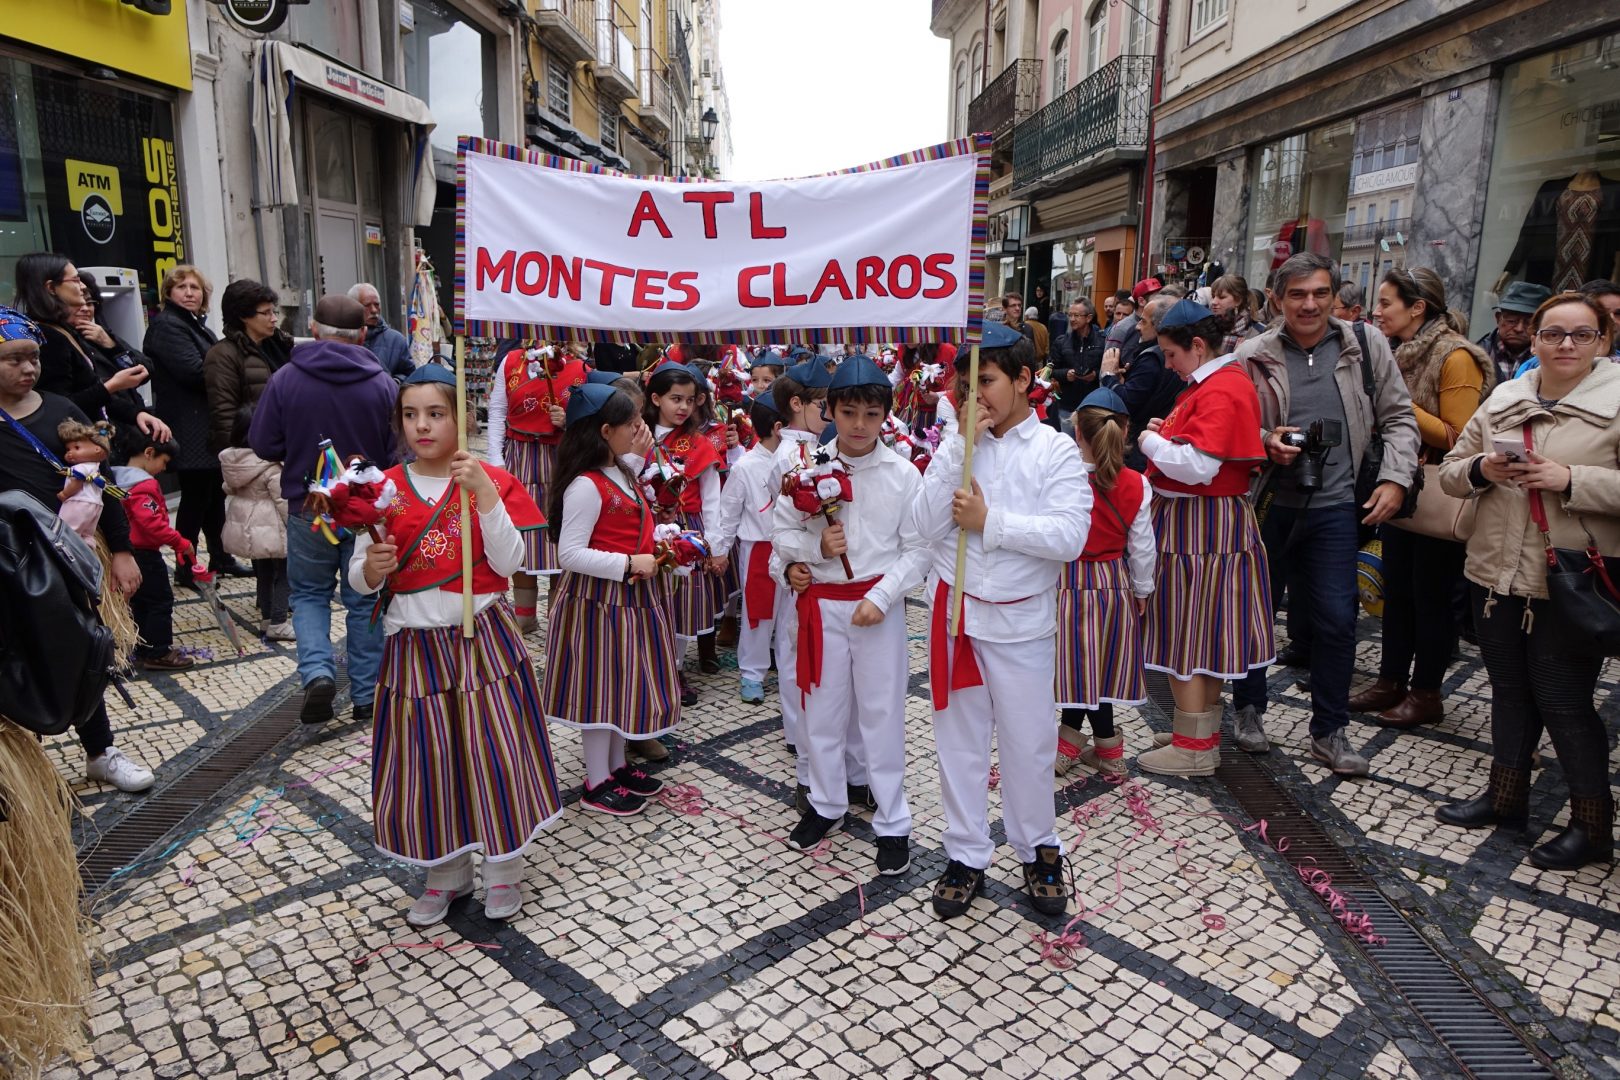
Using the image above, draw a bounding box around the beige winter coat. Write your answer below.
[1440,361,1620,599]
[220,448,287,560]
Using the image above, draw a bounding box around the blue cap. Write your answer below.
[785,359,832,389]
[402,363,456,388]
[818,422,838,446]
[789,345,815,360]
[1156,298,1216,330]
[1079,386,1127,413]
[980,320,1025,349]
[828,354,888,391]
[565,383,619,426]
[685,363,710,387]
[586,369,620,385]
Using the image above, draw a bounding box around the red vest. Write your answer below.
[585,471,653,555]
[702,422,730,475]
[381,462,544,597]
[1147,363,1266,498]
[502,350,588,443]
[1082,468,1146,561]
[658,428,720,513]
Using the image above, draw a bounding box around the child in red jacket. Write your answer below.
[112,427,196,672]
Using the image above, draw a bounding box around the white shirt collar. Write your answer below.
[988,409,1043,442]
[1189,352,1240,384]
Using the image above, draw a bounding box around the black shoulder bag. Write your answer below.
[1350,321,1418,522]
[1524,424,1620,655]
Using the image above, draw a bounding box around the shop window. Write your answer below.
[1051,30,1069,99]
[403,0,498,159]
[546,54,572,122]
[1190,0,1229,42]
[1245,125,1351,287]
[1471,33,1620,330]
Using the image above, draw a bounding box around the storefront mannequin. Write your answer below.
[1493,170,1620,295]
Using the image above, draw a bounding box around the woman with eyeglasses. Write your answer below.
[1352,267,1495,728]
[1435,292,1619,871]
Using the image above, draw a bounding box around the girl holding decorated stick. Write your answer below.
[644,361,728,699]
[350,365,562,927]
[1054,387,1156,778]
[541,383,682,816]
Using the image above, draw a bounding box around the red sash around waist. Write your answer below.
[744,541,776,629]
[927,577,1036,710]
[796,577,879,707]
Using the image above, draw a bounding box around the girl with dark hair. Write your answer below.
[349,366,560,926]
[644,362,727,698]
[1135,300,1273,778]
[1054,388,1156,778]
[540,384,681,816]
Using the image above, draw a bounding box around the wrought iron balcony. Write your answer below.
[968,59,1042,151]
[1341,217,1412,248]
[1011,54,1154,196]
[534,0,597,66]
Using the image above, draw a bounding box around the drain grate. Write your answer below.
[1216,748,1555,1079]
[79,668,348,894]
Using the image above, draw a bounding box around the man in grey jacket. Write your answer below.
[349,283,415,380]
[1232,253,1419,777]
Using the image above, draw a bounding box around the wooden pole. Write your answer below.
[456,337,475,640]
[949,343,980,638]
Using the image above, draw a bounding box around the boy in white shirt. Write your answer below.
[706,396,786,704]
[910,322,1092,919]
[773,356,929,873]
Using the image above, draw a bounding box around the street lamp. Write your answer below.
[700,107,719,143]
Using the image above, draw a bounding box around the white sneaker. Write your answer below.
[406,885,469,927]
[263,620,296,642]
[86,748,155,792]
[483,882,523,920]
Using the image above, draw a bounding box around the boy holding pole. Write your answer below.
[909,322,1091,920]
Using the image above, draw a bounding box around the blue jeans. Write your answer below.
[286,512,385,706]
[1232,502,1360,737]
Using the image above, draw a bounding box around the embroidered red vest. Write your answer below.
[659,428,720,514]
[1081,468,1146,561]
[382,462,545,596]
[1147,364,1266,498]
[586,472,654,555]
[502,350,588,443]
[702,422,730,476]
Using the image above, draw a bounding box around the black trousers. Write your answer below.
[1472,584,1610,800]
[130,549,174,659]
[175,467,227,566]
[1061,705,1115,738]
[1379,526,1466,690]
[254,557,289,622]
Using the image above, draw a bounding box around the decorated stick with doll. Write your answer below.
[781,441,854,579]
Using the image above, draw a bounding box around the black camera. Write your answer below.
[1280,418,1343,492]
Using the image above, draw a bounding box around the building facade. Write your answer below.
[1146,0,1620,329]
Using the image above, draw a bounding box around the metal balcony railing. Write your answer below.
[1011,54,1153,195]
[637,61,671,137]
[1341,217,1412,247]
[968,58,1042,148]
[534,0,597,65]
[595,18,638,99]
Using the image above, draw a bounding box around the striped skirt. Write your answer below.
[541,571,682,737]
[371,601,563,867]
[1142,494,1275,681]
[1055,556,1147,709]
[666,510,727,636]
[506,437,560,574]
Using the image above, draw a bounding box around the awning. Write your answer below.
[251,41,437,226]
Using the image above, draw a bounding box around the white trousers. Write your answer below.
[736,539,776,684]
[801,597,912,836]
[933,634,1061,867]
[775,586,867,787]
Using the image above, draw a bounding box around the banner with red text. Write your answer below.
[455,135,990,345]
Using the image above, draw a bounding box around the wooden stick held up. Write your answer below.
[456,337,475,640]
[949,343,981,638]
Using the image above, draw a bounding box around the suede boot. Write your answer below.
[1137,708,1219,777]
[1079,733,1127,777]
[1055,723,1088,776]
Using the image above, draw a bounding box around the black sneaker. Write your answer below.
[352,701,374,724]
[1022,845,1068,916]
[613,764,663,797]
[847,783,876,813]
[581,780,647,816]
[793,783,812,815]
[876,835,911,876]
[786,808,844,851]
[931,859,985,920]
[785,742,797,755]
[300,676,336,724]
[679,678,698,707]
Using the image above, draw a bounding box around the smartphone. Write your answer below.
[1489,437,1527,463]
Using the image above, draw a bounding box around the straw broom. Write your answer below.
[949,344,981,638]
[0,720,92,1075]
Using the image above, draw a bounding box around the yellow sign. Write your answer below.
[66,160,123,215]
[7,0,192,91]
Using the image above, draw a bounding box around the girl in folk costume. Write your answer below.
[540,384,681,816]
[487,342,590,632]
[689,358,744,643]
[644,362,729,697]
[350,366,562,927]
[1136,300,1274,777]
[1054,388,1156,778]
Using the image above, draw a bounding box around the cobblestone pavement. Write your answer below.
[41,563,1620,1080]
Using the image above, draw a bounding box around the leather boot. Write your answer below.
[1375,689,1443,730]
[1348,678,1406,714]
[715,614,739,649]
[1055,723,1088,776]
[1529,795,1614,871]
[697,632,721,674]
[513,584,539,635]
[1079,733,1127,777]
[1435,762,1529,830]
[1137,708,1219,777]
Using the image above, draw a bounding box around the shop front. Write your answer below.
[0,3,192,316]
[1028,172,1138,319]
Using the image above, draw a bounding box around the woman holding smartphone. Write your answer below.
[1435,291,1619,872]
